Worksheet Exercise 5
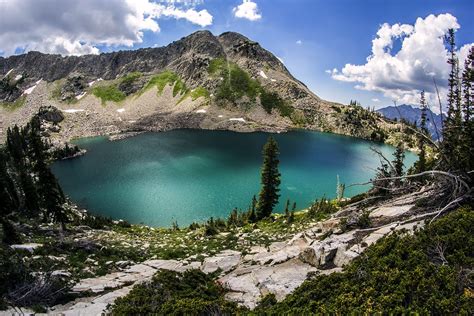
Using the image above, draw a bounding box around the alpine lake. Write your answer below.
[52,130,417,227]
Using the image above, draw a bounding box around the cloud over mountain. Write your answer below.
[0,0,213,56]
[331,13,473,109]
[233,0,261,21]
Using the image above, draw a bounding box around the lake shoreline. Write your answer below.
[53,129,417,227]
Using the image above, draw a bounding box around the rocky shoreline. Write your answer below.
[8,186,433,315]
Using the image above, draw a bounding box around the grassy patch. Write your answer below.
[190,86,210,100]
[92,85,126,104]
[144,71,187,97]
[208,57,227,75]
[0,96,26,111]
[290,110,308,126]
[120,72,142,85]
[178,86,210,104]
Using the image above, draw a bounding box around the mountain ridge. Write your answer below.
[377,104,444,140]
[1,30,417,150]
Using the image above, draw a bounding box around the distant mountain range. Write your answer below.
[377,104,444,140]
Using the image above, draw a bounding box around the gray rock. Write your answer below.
[38,105,64,123]
[10,243,43,253]
[201,250,241,273]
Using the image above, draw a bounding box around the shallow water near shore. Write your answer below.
[51,130,416,227]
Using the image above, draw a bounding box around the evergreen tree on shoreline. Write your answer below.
[415,91,428,174]
[256,137,281,220]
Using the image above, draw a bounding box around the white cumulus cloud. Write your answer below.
[233,0,261,21]
[331,13,473,108]
[371,98,380,102]
[0,0,213,56]
[296,40,302,45]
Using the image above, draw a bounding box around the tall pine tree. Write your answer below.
[415,91,428,173]
[392,142,405,185]
[461,46,474,172]
[443,29,462,169]
[256,137,281,220]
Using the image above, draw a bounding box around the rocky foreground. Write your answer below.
[8,187,432,315]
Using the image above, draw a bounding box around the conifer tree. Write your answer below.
[256,137,281,220]
[443,29,461,166]
[0,149,18,215]
[37,158,67,228]
[19,169,40,214]
[461,46,474,172]
[392,143,405,187]
[284,199,290,218]
[248,195,257,223]
[415,91,428,173]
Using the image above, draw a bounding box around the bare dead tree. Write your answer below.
[6,273,69,308]
[348,169,472,224]
[428,240,448,265]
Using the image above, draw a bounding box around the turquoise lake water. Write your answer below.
[51,130,416,227]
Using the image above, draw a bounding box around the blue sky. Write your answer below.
[1,0,473,108]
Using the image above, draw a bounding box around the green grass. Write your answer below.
[92,85,126,104]
[208,57,228,75]
[178,86,210,104]
[120,72,142,85]
[0,96,26,111]
[190,87,210,100]
[144,71,187,97]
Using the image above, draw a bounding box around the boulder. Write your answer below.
[10,243,43,253]
[201,250,241,273]
[38,105,64,123]
[61,74,87,101]
[299,231,356,268]
[333,248,359,267]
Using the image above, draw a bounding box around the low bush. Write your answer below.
[265,206,474,314]
[307,197,339,220]
[110,269,243,315]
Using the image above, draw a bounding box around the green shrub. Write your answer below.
[216,66,260,103]
[290,110,308,126]
[110,269,243,315]
[266,206,474,314]
[210,58,261,104]
[307,197,339,220]
[356,209,371,228]
[260,89,292,116]
[92,85,126,104]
